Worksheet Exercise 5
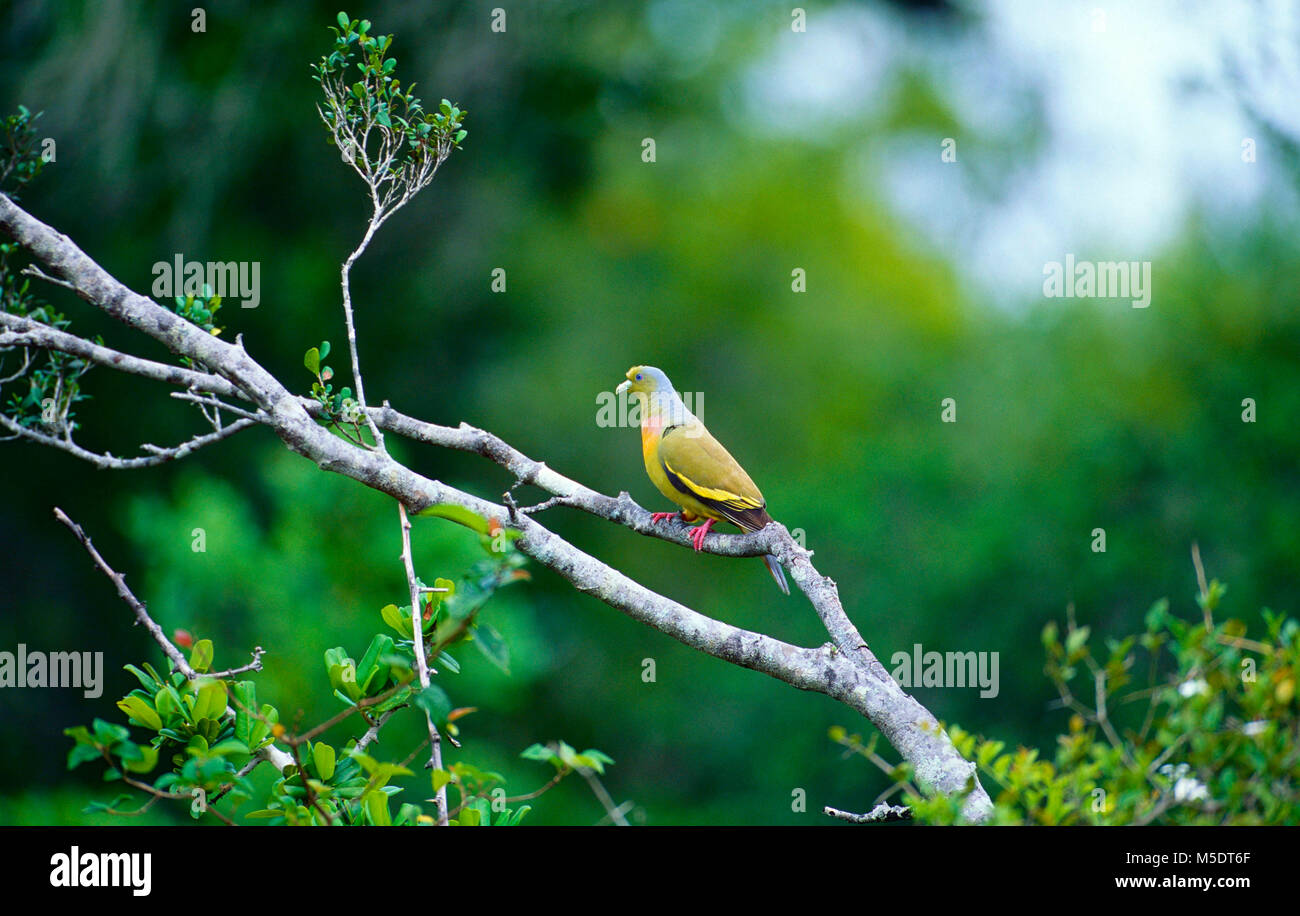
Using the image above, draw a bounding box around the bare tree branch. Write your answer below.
[169,390,267,424]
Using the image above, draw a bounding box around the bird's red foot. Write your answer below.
[689,518,716,552]
[650,512,680,524]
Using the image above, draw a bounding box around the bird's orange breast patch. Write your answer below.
[640,413,662,461]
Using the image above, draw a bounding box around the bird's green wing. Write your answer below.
[657,423,770,530]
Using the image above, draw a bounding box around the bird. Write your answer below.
[615,365,789,594]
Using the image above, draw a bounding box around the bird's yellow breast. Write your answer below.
[641,413,714,522]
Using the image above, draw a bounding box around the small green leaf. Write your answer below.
[67,742,101,770]
[121,744,159,775]
[124,664,161,691]
[474,624,509,673]
[244,809,284,819]
[381,602,413,637]
[520,743,557,763]
[431,768,451,793]
[191,681,227,721]
[356,634,395,694]
[116,696,162,731]
[232,681,258,747]
[209,739,251,757]
[415,504,493,535]
[414,685,451,724]
[92,718,131,746]
[189,639,214,674]
[313,742,336,781]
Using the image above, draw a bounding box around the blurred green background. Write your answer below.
[1,0,1297,824]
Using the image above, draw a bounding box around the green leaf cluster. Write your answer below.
[303,339,371,445]
[311,12,468,173]
[169,283,223,350]
[61,518,578,824]
[0,105,46,193]
[520,740,615,776]
[867,582,1299,825]
[0,241,96,434]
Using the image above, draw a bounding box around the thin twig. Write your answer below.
[280,679,410,747]
[518,495,576,515]
[354,708,401,753]
[1191,542,1212,630]
[5,411,256,469]
[20,263,78,292]
[288,739,335,825]
[208,646,266,680]
[824,803,913,824]
[101,749,238,826]
[578,766,630,826]
[210,757,264,805]
[398,502,447,824]
[170,390,267,424]
[56,507,196,678]
[444,767,569,821]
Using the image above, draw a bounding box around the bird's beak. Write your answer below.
[615,380,630,395]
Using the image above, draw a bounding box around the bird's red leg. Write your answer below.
[650,511,681,524]
[689,518,716,552]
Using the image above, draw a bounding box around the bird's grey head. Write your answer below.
[616,365,676,396]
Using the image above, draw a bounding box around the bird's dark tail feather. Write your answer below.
[762,554,789,595]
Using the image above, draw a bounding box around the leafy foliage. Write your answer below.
[169,285,222,336]
[521,740,616,775]
[0,110,95,436]
[311,11,466,209]
[0,105,46,194]
[65,525,610,825]
[304,339,369,444]
[0,251,95,436]
[853,570,1299,824]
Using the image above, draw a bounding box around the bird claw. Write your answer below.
[689,519,715,552]
[650,512,713,551]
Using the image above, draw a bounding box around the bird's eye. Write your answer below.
[635,373,643,381]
